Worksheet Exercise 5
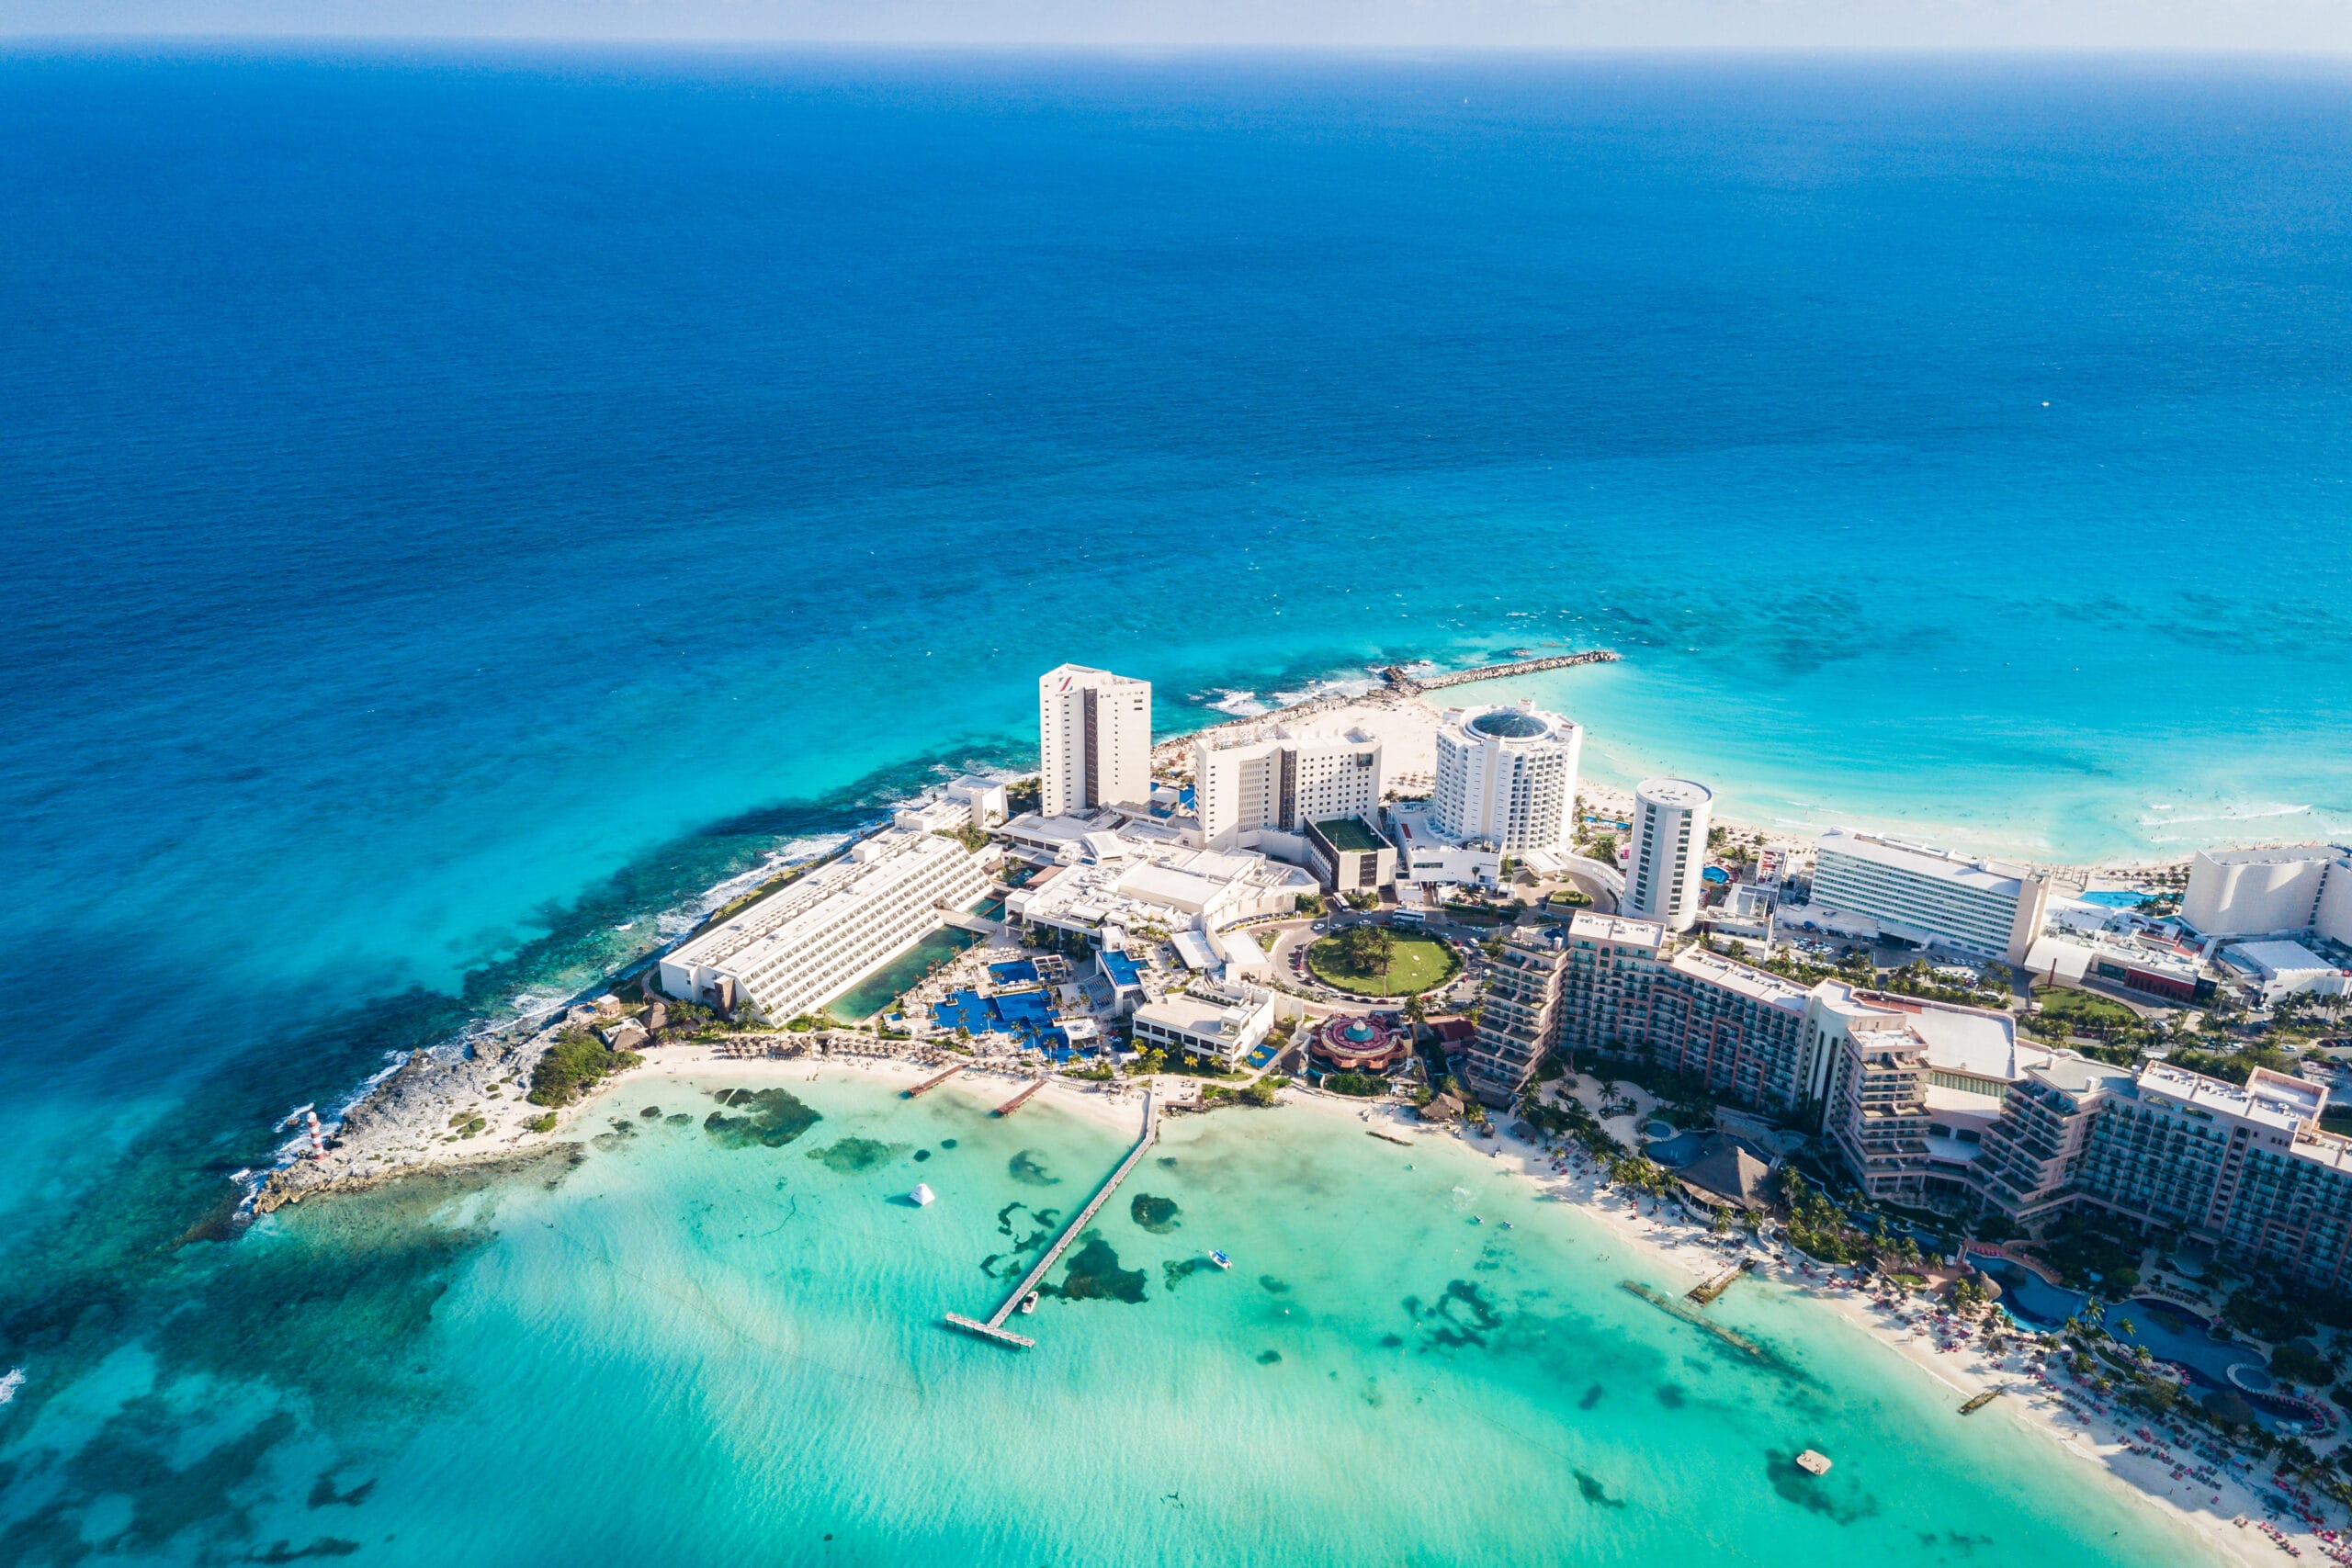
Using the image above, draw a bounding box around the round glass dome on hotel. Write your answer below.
[1468,709,1550,739]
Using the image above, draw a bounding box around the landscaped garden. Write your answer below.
[1306,927,1461,997]
[2031,985,2142,1039]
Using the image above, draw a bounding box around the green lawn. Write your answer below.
[1306,934,1460,997]
[2033,986,2139,1029]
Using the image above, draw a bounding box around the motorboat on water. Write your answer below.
[0,1368,23,1404]
[910,1183,935,1207]
[1019,1291,1040,1315]
[1208,1250,1231,1270]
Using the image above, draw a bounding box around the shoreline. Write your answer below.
[1148,670,2219,884]
[264,1029,2328,1567]
[247,656,2340,1566]
[610,1053,2300,1567]
[1370,1091,2293,1568]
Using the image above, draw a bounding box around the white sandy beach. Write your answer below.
[612,1047,2306,1566]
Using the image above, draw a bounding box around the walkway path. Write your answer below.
[946,1091,1159,1349]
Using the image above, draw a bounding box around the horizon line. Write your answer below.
[6,33,2352,59]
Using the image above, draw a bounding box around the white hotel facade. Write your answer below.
[660,829,989,1021]
[1807,829,2051,964]
[1193,726,1384,849]
[1038,664,1152,817]
[1430,701,1583,854]
[1623,776,1713,932]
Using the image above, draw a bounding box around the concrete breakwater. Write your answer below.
[1380,649,1619,695]
[1150,649,1618,768]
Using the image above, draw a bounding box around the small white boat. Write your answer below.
[0,1367,23,1404]
[1795,1449,1832,1476]
[1208,1250,1231,1270]
[910,1183,935,1207]
[1019,1291,1040,1315]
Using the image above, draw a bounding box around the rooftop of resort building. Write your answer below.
[666,829,973,974]
[1566,911,1667,947]
[1313,816,1386,853]
[2222,938,2339,979]
[1667,947,1810,1010]
[1815,828,2032,897]
[1467,707,1551,739]
[1003,818,1317,936]
[2137,1060,2324,1132]
[1133,984,1266,1042]
[1817,983,2030,1082]
[2027,1054,2138,1098]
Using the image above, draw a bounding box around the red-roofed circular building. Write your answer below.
[1309,1013,1411,1072]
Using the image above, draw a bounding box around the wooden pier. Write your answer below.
[945,1092,1159,1350]
[903,1066,964,1099]
[993,1078,1046,1117]
[1688,1258,1756,1305]
[1381,649,1619,696]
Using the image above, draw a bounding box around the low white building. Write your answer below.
[947,775,1009,828]
[660,830,990,1021]
[891,775,1011,834]
[998,810,1110,860]
[1132,980,1277,1065]
[1385,799,1501,890]
[1212,925,1272,980]
[2222,939,2350,1003]
[1708,881,1775,942]
[1001,818,1317,942]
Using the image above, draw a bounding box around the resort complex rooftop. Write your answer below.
[1003,815,1316,941]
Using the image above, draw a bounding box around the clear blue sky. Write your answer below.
[4,0,2347,51]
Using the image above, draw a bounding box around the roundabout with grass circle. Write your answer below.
[1305,931,1461,998]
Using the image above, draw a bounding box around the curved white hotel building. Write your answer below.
[1430,700,1583,853]
[1624,776,1713,931]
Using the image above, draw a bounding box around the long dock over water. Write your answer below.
[903,1066,963,1099]
[1382,649,1618,695]
[946,1091,1158,1350]
[992,1078,1046,1117]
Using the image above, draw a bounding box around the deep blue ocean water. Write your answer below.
[0,46,2347,1564]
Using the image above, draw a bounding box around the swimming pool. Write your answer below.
[1975,1259,2089,1331]
[1646,1130,1704,1168]
[2104,1299,2258,1389]
[931,986,1066,1054]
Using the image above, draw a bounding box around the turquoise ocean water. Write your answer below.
[2,47,2348,1563]
[9,1076,2214,1567]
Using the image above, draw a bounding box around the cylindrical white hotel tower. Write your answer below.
[1625,777,1713,931]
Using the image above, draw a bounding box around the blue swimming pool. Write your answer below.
[2075,889,2151,908]
[1647,1131,1704,1168]
[1975,1258,2089,1331]
[2104,1299,2258,1389]
[932,986,1065,1053]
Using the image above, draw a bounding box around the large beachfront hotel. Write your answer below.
[1804,829,2052,965]
[1478,908,2352,1294]
[660,827,992,1021]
